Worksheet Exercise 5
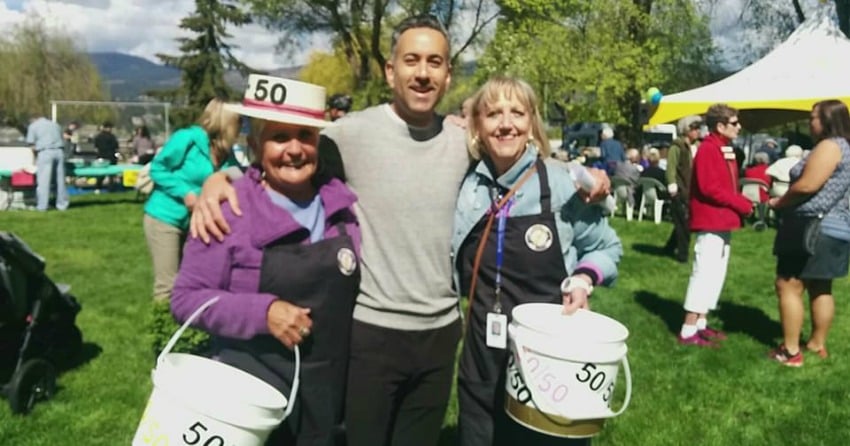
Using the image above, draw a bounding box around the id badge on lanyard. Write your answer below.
[486,197,512,350]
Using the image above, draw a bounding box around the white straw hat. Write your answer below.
[225,74,329,128]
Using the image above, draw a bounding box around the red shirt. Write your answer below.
[689,133,753,232]
[744,164,771,202]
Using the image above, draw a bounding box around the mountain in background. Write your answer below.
[88,52,301,100]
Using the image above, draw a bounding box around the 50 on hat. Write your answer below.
[225,74,330,128]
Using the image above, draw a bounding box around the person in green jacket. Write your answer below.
[143,98,241,301]
[663,115,702,263]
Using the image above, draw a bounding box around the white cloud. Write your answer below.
[0,0,329,69]
[0,0,833,72]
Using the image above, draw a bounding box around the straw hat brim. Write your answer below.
[224,103,330,128]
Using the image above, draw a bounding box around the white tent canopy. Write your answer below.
[649,10,850,129]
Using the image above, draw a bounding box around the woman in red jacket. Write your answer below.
[678,104,753,346]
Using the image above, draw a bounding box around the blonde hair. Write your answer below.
[467,76,550,160]
[647,148,661,164]
[198,98,240,167]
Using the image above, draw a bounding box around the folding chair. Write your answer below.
[740,178,770,230]
[610,175,634,221]
[637,177,667,224]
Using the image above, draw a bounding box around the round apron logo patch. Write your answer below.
[337,247,357,276]
[524,224,553,252]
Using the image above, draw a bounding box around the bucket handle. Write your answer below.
[157,296,301,420]
[513,328,632,421]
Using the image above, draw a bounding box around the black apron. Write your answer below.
[218,221,359,446]
[457,159,588,446]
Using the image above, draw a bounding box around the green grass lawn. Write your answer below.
[1,193,849,445]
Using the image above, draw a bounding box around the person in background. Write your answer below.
[94,121,119,164]
[327,93,353,121]
[172,76,360,444]
[599,126,626,175]
[664,115,702,263]
[640,148,667,187]
[657,141,670,170]
[132,125,156,164]
[613,147,641,209]
[62,121,79,157]
[756,138,781,164]
[677,103,752,347]
[767,99,850,366]
[744,151,772,203]
[26,113,69,211]
[453,76,621,446]
[766,144,804,198]
[143,98,241,302]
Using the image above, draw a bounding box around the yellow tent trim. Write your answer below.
[648,97,850,126]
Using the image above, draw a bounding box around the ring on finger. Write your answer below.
[299,327,311,337]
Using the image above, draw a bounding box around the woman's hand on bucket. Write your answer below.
[561,274,593,315]
[267,301,313,349]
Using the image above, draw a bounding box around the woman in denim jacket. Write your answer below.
[450,76,622,446]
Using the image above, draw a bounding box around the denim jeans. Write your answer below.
[36,148,69,211]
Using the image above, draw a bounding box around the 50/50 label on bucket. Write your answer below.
[137,415,235,446]
[506,350,617,412]
[135,398,237,446]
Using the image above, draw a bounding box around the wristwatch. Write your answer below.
[560,276,594,296]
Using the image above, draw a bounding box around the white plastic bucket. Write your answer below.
[132,297,300,446]
[504,303,631,438]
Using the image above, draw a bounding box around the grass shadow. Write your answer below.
[56,341,102,374]
[634,290,681,335]
[714,301,780,347]
[69,198,141,209]
[634,290,780,346]
[631,242,671,259]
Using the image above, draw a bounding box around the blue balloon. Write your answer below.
[650,91,663,105]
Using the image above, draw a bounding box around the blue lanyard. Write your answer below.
[493,197,513,313]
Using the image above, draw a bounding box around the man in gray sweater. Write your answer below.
[193,15,465,446]
[191,14,610,446]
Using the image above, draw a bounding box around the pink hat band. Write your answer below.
[241,98,325,120]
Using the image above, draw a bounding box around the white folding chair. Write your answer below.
[637,177,667,224]
[610,175,634,221]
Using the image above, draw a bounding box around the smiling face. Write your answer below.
[253,120,320,201]
[385,27,451,128]
[475,93,532,175]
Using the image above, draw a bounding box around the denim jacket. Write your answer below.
[450,145,622,294]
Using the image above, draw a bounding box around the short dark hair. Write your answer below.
[814,99,850,142]
[390,14,450,59]
[102,121,113,128]
[705,103,737,133]
[328,94,352,112]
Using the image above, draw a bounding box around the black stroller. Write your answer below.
[0,232,83,414]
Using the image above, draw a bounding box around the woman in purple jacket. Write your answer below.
[171,75,360,446]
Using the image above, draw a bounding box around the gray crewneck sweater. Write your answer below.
[322,104,469,330]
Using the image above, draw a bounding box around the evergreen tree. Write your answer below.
[155,0,253,123]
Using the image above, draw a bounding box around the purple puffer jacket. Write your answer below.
[171,167,360,339]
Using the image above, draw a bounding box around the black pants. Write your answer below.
[345,319,461,446]
[666,196,690,262]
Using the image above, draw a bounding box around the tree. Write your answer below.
[155,0,253,124]
[0,17,107,132]
[243,0,498,100]
[708,0,850,67]
[476,0,716,140]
